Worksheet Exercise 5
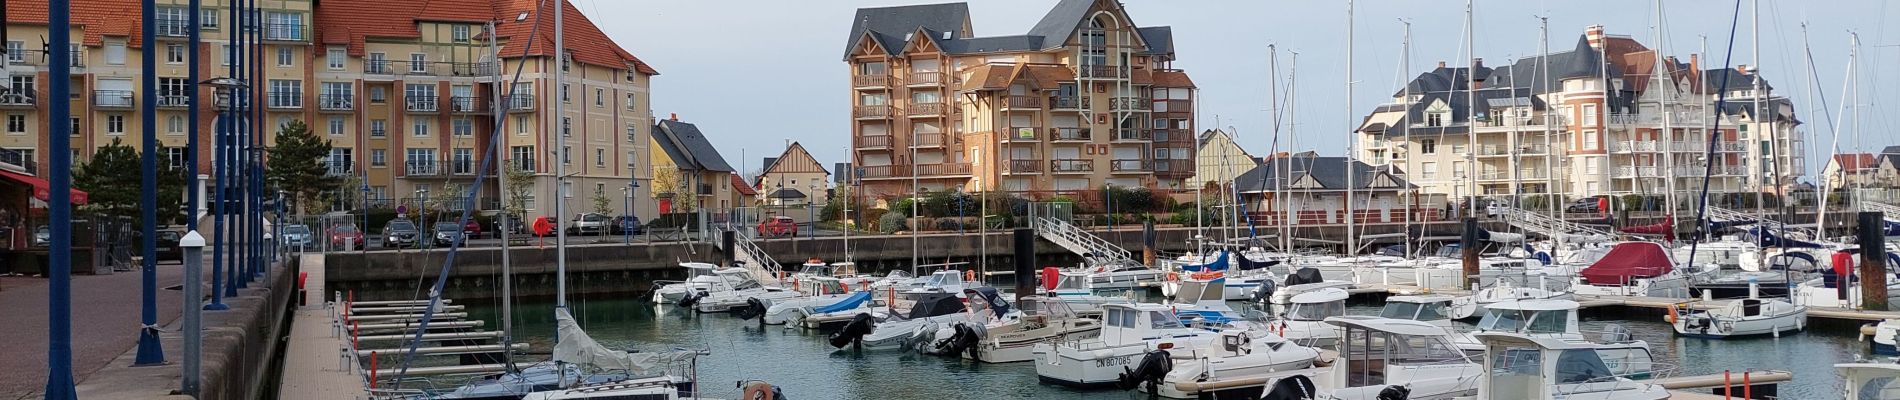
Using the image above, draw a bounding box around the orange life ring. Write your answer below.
[741,381,776,400]
[1167,272,1181,282]
[965,270,976,282]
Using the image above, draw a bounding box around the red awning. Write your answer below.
[0,170,89,205]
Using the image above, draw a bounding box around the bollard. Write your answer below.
[721,230,737,268]
[1460,217,1480,290]
[1743,371,1752,399]
[369,351,379,388]
[1860,212,1889,310]
[1723,370,1732,400]
[1013,228,1036,304]
[179,231,205,396]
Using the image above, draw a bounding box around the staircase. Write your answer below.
[1496,206,1614,238]
[714,227,784,285]
[1031,216,1138,267]
[1861,201,1900,219]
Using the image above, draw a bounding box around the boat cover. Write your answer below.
[1237,253,1278,270]
[1619,216,1675,241]
[553,308,696,376]
[1579,242,1675,284]
[1285,267,1324,286]
[1749,227,1822,249]
[1885,220,1900,236]
[968,287,1012,316]
[1486,231,1526,243]
[907,293,968,319]
[812,291,872,314]
[1182,251,1230,272]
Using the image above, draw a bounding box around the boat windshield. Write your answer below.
[804,279,847,294]
[1855,375,1900,400]
[1487,348,1549,398]
[799,264,832,276]
[1148,310,1185,329]
[1380,301,1449,321]
[1287,300,1344,321]
[1343,329,1465,387]
[1055,275,1089,290]
[1479,309,1568,334]
[926,271,961,288]
[721,272,761,290]
[1554,349,1615,384]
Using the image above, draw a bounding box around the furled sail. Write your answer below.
[553,308,694,376]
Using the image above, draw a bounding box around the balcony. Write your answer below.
[156,19,191,37]
[92,90,134,108]
[449,62,499,77]
[1110,97,1151,111]
[1477,170,1550,181]
[267,92,303,109]
[1003,95,1042,110]
[1050,159,1093,174]
[1108,159,1148,173]
[1051,127,1091,142]
[1153,99,1192,113]
[907,72,945,87]
[1006,160,1043,174]
[859,165,901,179]
[999,127,1040,143]
[366,60,394,75]
[325,161,353,177]
[852,74,892,89]
[155,93,188,108]
[1077,65,1127,79]
[1113,129,1152,142]
[370,127,387,137]
[853,105,893,120]
[856,134,893,150]
[1154,159,1192,174]
[404,160,444,177]
[406,98,438,113]
[916,162,971,177]
[1049,96,1085,110]
[0,92,35,108]
[506,94,535,112]
[318,94,354,111]
[449,96,486,114]
[907,102,947,117]
[0,148,38,175]
[1476,144,1551,157]
[911,132,946,148]
[264,23,306,42]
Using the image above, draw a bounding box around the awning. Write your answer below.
[0,170,89,205]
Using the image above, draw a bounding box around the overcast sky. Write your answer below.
[578,0,1900,179]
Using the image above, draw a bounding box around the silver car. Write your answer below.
[280,224,313,247]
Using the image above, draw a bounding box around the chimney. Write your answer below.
[1471,58,1483,69]
[1689,54,1700,75]
[1585,24,1605,50]
[669,112,678,121]
[1436,61,1447,69]
[1737,64,1750,75]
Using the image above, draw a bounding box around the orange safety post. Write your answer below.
[369,351,379,388]
[1723,370,1732,400]
[1743,371,1751,399]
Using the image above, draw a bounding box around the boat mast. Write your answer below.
[553,0,568,311]
[1285,51,1299,252]
[488,20,515,371]
[1464,0,1478,217]
[1266,44,1285,253]
[1539,17,1560,261]
[1400,20,1413,258]
[843,144,852,262]
[1344,0,1356,254]
[1656,0,1677,234]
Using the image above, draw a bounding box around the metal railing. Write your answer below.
[449,97,484,113]
[366,60,393,75]
[506,94,535,111]
[92,90,134,108]
[155,93,188,108]
[268,92,303,109]
[0,148,38,175]
[1050,159,1093,173]
[853,105,892,119]
[404,161,443,177]
[326,161,352,177]
[319,94,354,111]
[0,93,36,107]
[1051,127,1090,141]
[264,23,306,41]
[406,98,437,112]
[156,19,191,37]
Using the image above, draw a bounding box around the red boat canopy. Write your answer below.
[1618,215,1675,241]
[1579,242,1675,284]
[0,169,88,205]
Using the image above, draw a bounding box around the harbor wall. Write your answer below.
[74,256,297,400]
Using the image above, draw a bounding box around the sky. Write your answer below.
[577,0,1900,179]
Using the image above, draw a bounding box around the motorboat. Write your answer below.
[1464,299,1655,378]
[760,278,886,328]
[785,260,877,292]
[1167,251,1278,301]
[1866,319,1900,355]
[1082,263,1168,290]
[1466,332,1670,399]
[1837,361,1900,399]
[1272,288,1347,348]
[896,268,974,300]
[1168,279,1259,329]
[1570,241,1698,298]
[1793,246,1900,309]
[919,294,1102,363]
[1669,297,1806,339]
[1449,278,1573,320]
[826,292,974,351]
[1133,328,1320,399]
[1205,316,1481,400]
[1038,267,1136,316]
[1266,267,1355,305]
[676,267,802,313]
[1032,302,1221,388]
[1378,294,1458,331]
[431,363,632,399]
[649,262,722,303]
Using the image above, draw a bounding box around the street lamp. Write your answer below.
[807,182,818,238]
[415,188,430,248]
[620,185,632,244]
[198,77,247,308]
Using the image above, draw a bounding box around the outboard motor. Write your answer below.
[1252,280,1278,303]
[735,298,769,323]
[1116,349,1174,393]
[1376,385,1411,400]
[676,290,705,308]
[827,313,878,350]
[931,322,986,359]
[1261,375,1318,400]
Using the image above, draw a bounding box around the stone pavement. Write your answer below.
[0,257,190,399]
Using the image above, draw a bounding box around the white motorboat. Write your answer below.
[1570,241,1697,298]
[1136,328,1320,399]
[920,295,1102,363]
[1272,288,1347,348]
[1467,332,1671,400]
[1464,299,1655,378]
[1083,264,1168,290]
[649,262,722,303]
[1032,302,1221,388]
[896,268,973,299]
[826,292,976,351]
[760,278,885,328]
[1377,295,1458,331]
[1209,316,1481,400]
[1167,251,1278,301]
[785,260,877,292]
[1669,297,1806,339]
[1837,361,1900,399]
[1267,267,1355,305]
[1039,267,1136,316]
[1449,278,1573,320]
[1793,245,1900,309]
[677,267,802,313]
[1866,319,1900,355]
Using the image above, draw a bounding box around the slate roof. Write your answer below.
[844,0,1170,59]
[842,3,970,60]
[1716,97,1801,125]
[767,188,808,200]
[1138,26,1174,55]
[1881,146,1900,171]
[653,120,735,173]
[1703,68,1772,91]
[1232,153,1413,192]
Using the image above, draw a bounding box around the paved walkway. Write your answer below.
[278,253,368,399]
[0,257,191,398]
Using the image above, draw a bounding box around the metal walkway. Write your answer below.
[1031,217,1138,267]
[714,227,784,285]
[1704,206,1815,237]
[1496,206,1614,238]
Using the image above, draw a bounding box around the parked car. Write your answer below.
[756,216,798,238]
[567,213,610,235]
[154,230,184,262]
[610,215,643,235]
[280,224,313,247]
[432,222,467,247]
[33,225,48,247]
[462,220,484,239]
[382,219,420,248]
[327,224,366,249]
[1566,197,1603,213]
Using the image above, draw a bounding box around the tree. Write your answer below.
[265,120,338,217]
[502,164,535,217]
[591,186,612,216]
[322,174,363,213]
[73,138,142,218]
[652,167,692,213]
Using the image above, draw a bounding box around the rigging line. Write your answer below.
[1685,0,1745,270]
[392,0,554,386]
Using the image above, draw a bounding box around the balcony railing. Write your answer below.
[92,90,134,108]
[506,94,535,111]
[155,93,188,108]
[1078,65,1127,79]
[1049,96,1085,109]
[1007,160,1043,173]
[907,72,945,87]
[0,92,36,107]
[1051,127,1091,141]
[267,92,302,109]
[449,96,485,113]
[1153,99,1191,113]
[853,105,892,119]
[366,60,393,75]
[1477,144,1551,156]
[1109,159,1148,172]
[916,162,971,177]
[405,161,441,177]
[156,19,191,37]
[0,148,38,175]
[911,133,945,148]
[859,165,901,178]
[1004,95,1042,109]
[1114,129,1152,141]
[1050,159,1093,173]
[998,127,1039,142]
[1154,159,1192,173]
[852,74,892,89]
[1110,97,1151,111]
[406,98,438,112]
[908,102,946,116]
[264,23,306,41]
[856,134,893,150]
[319,94,354,111]
[325,161,353,177]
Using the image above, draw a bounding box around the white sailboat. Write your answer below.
[1668,296,1806,339]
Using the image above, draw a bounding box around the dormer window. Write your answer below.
[1427,113,1445,127]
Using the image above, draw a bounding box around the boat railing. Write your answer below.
[362,387,430,400]
[1554,362,1681,395]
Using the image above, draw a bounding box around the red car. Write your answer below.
[463,220,483,239]
[328,224,366,248]
[756,216,798,238]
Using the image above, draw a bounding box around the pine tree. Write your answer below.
[73,138,141,218]
[265,120,338,217]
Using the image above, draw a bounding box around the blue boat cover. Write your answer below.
[812,291,872,314]
[1182,251,1230,272]
[1885,220,1900,236]
[1750,227,1822,249]
[971,287,1012,316]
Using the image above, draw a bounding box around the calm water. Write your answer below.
[452,295,1864,399]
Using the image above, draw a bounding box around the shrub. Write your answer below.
[878,210,908,233]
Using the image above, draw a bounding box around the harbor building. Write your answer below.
[1188,128,1260,191]
[843,0,1198,204]
[753,142,833,207]
[1356,25,1803,205]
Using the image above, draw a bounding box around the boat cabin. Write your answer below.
[1473,332,1665,400]
[712,268,767,291]
[1099,303,1202,348]
[1323,316,1478,396]
[1285,288,1349,322]
[1381,295,1456,328]
[1838,363,1900,400]
[681,262,721,281]
[1474,299,1581,336]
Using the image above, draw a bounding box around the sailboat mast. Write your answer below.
[1400,21,1412,259]
[488,20,514,366]
[844,144,852,261]
[1343,0,1356,254]
[1266,44,1285,252]
[1464,0,1478,216]
[1539,17,1560,259]
[1656,0,1677,229]
[553,0,568,309]
[1286,52,1299,252]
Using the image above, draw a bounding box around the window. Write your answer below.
[1584,159,1600,174]
[1153,148,1170,159]
[451,25,471,41]
[625,93,635,110]
[1582,129,1599,150]
[370,119,387,137]
[5,42,21,63]
[452,118,473,137]
[368,86,386,103]
[405,148,438,175]
[1452,161,1467,178]
[1581,104,1598,126]
[105,39,127,65]
[562,181,573,198]
[158,78,188,105]
[514,115,529,135]
[327,48,345,70]
[276,47,293,66]
[625,124,637,143]
[370,149,387,166]
[167,115,185,134]
[106,115,126,134]
[327,149,352,174]
[201,8,220,29]
[321,82,353,108]
[561,52,572,72]
[452,148,474,174]
[5,115,23,133]
[562,146,571,165]
[367,52,388,74]
[165,43,186,64]
[412,118,430,137]
[1420,139,1437,155]
[562,84,570,103]
[405,84,436,111]
[562,117,571,137]
[1426,113,1444,127]
[594,148,605,167]
[222,44,234,65]
[511,146,533,171]
[327,117,345,136]
[162,147,185,169]
[268,79,302,108]
[409,53,427,73]
[1421,162,1438,180]
[71,118,80,136]
[8,76,31,97]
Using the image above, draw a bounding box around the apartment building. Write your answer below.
[1,0,656,218]
[1357,25,1804,205]
[844,0,1197,204]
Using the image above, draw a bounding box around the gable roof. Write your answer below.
[1024,0,1098,47]
[492,0,657,74]
[309,0,654,74]
[845,0,1162,59]
[1881,146,1900,170]
[759,142,831,177]
[1232,153,1413,192]
[1137,26,1174,55]
[1832,153,1877,173]
[652,119,734,172]
[6,0,144,48]
[843,3,970,60]
[731,174,758,196]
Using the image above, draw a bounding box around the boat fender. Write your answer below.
[1665,304,1678,324]
[1376,385,1411,400]
[1261,375,1317,400]
[1115,349,1174,391]
[827,313,878,349]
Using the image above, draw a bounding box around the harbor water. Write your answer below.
[446,293,1865,399]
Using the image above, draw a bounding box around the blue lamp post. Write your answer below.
[45,1,79,396]
[199,76,246,309]
[133,0,166,366]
